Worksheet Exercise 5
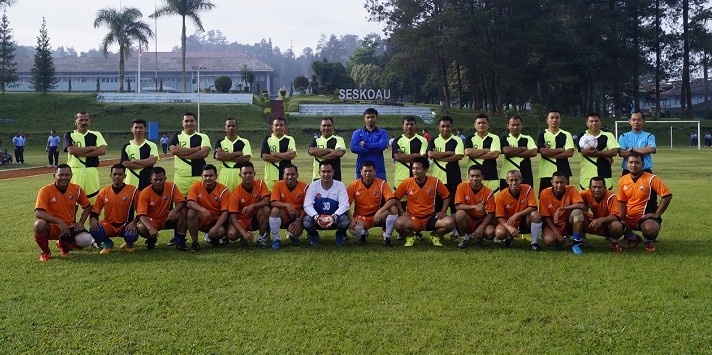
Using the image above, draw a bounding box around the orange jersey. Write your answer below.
[617,172,672,221]
[394,176,450,218]
[454,182,495,220]
[91,184,138,224]
[495,184,537,220]
[347,178,395,216]
[270,180,308,214]
[136,182,185,223]
[35,182,91,225]
[229,179,270,219]
[188,181,230,219]
[539,186,583,224]
[580,189,620,219]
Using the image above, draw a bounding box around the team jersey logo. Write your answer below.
[162,196,168,200]
[520,199,526,205]
[639,185,645,191]
[50,197,57,203]
[69,194,75,200]
[213,196,220,202]
[355,191,361,196]
[122,197,128,201]
[315,193,322,198]
[104,198,110,203]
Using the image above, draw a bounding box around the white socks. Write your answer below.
[269,216,281,241]
[530,222,542,245]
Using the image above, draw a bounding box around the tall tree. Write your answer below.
[151,0,216,93]
[30,18,57,93]
[94,7,153,93]
[239,64,255,92]
[0,10,18,92]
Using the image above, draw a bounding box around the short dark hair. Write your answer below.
[403,115,417,123]
[412,156,429,170]
[202,164,218,174]
[321,117,334,124]
[76,111,90,118]
[319,160,334,170]
[364,108,378,116]
[548,109,561,115]
[111,164,126,172]
[552,171,568,180]
[283,164,298,173]
[57,163,71,171]
[475,113,489,122]
[151,167,166,176]
[586,112,600,119]
[225,117,236,123]
[131,118,147,127]
[588,176,606,187]
[631,111,646,120]
[468,165,484,174]
[439,115,453,125]
[272,117,286,124]
[628,151,643,160]
[241,161,255,170]
[508,115,522,123]
[362,161,376,170]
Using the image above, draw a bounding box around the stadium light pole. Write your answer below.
[192,65,207,132]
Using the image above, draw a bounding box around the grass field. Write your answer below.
[1,145,711,353]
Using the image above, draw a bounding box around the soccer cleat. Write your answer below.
[190,241,201,252]
[288,235,300,247]
[404,236,415,247]
[99,240,114,255]
[610,243,623,254]
[458,240,469,249]
[218,237,230,246]
[125,246,137,253]
[431,236,443,247]
[335,232,345,246]
[503,237,513,248]
[272,239,281,250]
[625,234,643,248]
[238,238,249,248]
[384,237,392,247]
[166,237,177,247]
[256,238,268,249]
[39,253,51,262]
[644,241,656,253]
[396,234,405,241]
[571,244,584,256]
[176,240,187,252]
[415,231,425,241]
[359,234,367,245]
[530,243,542,251]
[146,237,157,250]
[309,233,320,247]
[55,240,71,256]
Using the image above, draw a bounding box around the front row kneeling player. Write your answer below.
[454,165,496,248]
[580,177,625,253]
[538,171,586,254]
[135,167,187,249]
[347,161,399,247]
[227,162,271,248]
[184,164,230,252]
[494,170,543,250]
[88,164,139,254]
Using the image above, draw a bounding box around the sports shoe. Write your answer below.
[125,245,137,253]
[384,237,392,247]
[431,236,443,247]
[503,237,513,248]
[256,237,268,249]
[474,237,484,247]
[288,234,300,246]
[146,237,157,250]
[359,233,367,244]
[571,244,583,256]
[415,231,425,241]
[625,234,643,248]
[166,237,177,247]
[644,241,656,253]
[190,241,201,252]
[309,233,320,247]
[396,234,405,241]
[203,233,211,243]
[272,239,281,250]
[55,240,71,256]
[238,237,249,248]
[450,232,459,241]
[39,253,51,262]
[530,243,542,251]
[610,243,623,254]
[335,232,345,246]
[458,240,469,249]
[99,240,114,255]
[176,240,187,251]
[404,236,415,247]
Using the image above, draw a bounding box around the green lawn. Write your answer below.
[1,147,711,353]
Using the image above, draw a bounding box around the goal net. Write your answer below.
[614,120,702,150]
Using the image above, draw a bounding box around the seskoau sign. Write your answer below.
[338,88,391,100]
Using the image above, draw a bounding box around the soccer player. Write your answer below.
[393,156,455,247]
[618,111,656,174]
[347,161,399,247]
[617,152,672,252]
[227,162,271,248]
[120,118,159,191]
[495,170,543,251]
[538,172,586,254]
[135,167,188,250]
[427,115,464,214]
[268,164,308,250]
[261,117,297,189]
[33,164,93,262]
[391,116,428,189]
[537,110,575,192]
[308,117,346,181]
[464,114,501,192]
[214,117,252,190]
[302,160,351,247]
[63,111,107,203]
[185,164,230,252]
[46,129,61,167]
[499,115,537,190]
[88,164,139,254]
[580,177,625,253]
[454,165,496,248]
[577,113,619,190]
[350,108,389,181]
[169,112,211,195]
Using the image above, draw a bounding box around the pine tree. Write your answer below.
[0,10,18,93]
[30,17,57,93]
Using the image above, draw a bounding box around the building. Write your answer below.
[10,51,275,94]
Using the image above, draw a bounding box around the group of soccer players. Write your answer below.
[32,108,673,261]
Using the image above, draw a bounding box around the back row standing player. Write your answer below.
[537,110,575,193]
[308,117,346,181]
[577,112,619,190]
[499,115,537,190]
[351,108,389,181]
[169,112,211,195]
[120,118,159,191]
[214,117,252,190]
[464,113,501,192]
[64,111,107,203]
[391,115,428,188]
[261,117,297,190]
[428,115,464,215]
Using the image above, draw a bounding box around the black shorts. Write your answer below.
[636,216,663,230]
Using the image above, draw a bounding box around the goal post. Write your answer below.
[614,120,701,150]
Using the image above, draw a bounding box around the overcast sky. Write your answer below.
[4,0,383,54]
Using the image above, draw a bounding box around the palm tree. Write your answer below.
[150,0,216,93]
[94,7,153,92]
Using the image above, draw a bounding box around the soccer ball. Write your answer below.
[579,134,598,150]
[348,223,365,237]
[74,232,94,248]
[316,214,335,228]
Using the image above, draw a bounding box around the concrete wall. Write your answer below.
[96,93,254,104]
[294,104,435,123]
